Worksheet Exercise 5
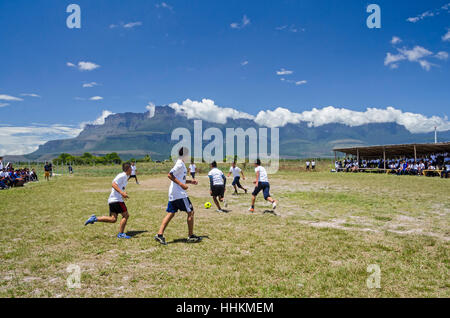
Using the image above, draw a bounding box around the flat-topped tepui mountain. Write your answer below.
[26,106,450,161]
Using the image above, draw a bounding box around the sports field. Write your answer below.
[1,161,449,297]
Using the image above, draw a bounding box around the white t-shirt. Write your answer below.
[189,164,196,173]
[0,161,3,170]
[131,165,136,176]
[169,159,187,201]
[208,168,224,186]
[108,172,128,204]
[255,166,269,182]
[311,161,316,166]
[229,166,241,178]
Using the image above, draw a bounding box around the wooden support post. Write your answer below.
[383,148,386,170]
[357,149,359,164]
[414,145,417,163]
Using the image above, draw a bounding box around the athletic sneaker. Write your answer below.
[154,234,167,245]
[117,233,131,239]
[187,234,202,243]
[272,201,277,210]
[248,207,254,213]
[216,209,224,213]
[84,214,97,226]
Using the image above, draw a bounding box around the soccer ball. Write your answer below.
[204,202,212,209]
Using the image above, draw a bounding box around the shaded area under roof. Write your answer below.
[333,142,450,159]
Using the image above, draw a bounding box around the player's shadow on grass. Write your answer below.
[263,210,278,216]
[168,235,210,244]
[125,230,148,237]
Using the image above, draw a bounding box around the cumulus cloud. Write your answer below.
[0,124,82,155]
[230,15,250,29]
[384,45,439,70]
[276,68,293,75]
[443,29,450,42]
[67,61,100,71]
[406,3,450,23]
[81,110,115,128]
[391,36,402,45]
[0,94,23,101]
[82,82,99,88]
[435,51,449,60]
[168,98,254,124]
[254,106,450,133]
[146,102,156,118]
[89,96,103,101]
[21,93,41,98]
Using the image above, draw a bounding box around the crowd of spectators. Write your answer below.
[334,152,450,178]
[0,159,39,190]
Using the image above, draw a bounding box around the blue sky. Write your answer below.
[0,0,449,154]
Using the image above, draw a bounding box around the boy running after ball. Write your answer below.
[248,159,278,213]
[227,161,247,195]
[208,161,227,212]
[84,163,132,239]
[154,147,201,245]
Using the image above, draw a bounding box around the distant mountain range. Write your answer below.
[13,106,450,161]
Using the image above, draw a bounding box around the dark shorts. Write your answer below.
[252,182,271,200]
[166,197,193,213]
[232,176,241,187]
[211,185,225,197]
[109,202,127,216]
[128,175,137,179]
[190,172,196,178]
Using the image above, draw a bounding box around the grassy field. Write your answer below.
[0,161,449,297]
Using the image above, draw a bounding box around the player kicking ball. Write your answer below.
[227,161,247,195]
[84,163,132,239]
[208,161,227,212]
[154,147,201,245]
[248,159,278,213]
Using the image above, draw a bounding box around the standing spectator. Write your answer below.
[305,160,310,171]
[44,162,50,181]
[0,157,3,171]
[311,160,316,170]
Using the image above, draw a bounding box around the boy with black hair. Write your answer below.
[248,159,278,213]
[208,161,227,212]
[154,147,201,245]
[84,162,133,239]
[228,161,247,195]
[128,162,139,184]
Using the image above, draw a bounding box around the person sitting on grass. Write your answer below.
[154,147,201,245]
[248,159,278,213]
[208,161,227,212]
[227,161,247,195]
[84,162,133,239]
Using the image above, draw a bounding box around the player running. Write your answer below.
[154,147,201,245]
[189,160,196,181]
[128,162,139,184]
[227,161,247,195]
[84,163,133,239]
[248,159,278,213]
[208,161,227,212]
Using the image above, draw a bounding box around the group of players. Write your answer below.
[84,147,278,245]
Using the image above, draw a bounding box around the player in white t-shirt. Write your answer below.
[227,161,247,194]
[84,163,133,239]
[208,161,227,212]
[155,147,201,245]
[248,159,278,213]
[189,160,197,180]
[128,162,139,184]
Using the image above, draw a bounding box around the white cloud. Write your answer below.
[67,61,100,71]
[391,36,402,45]
[443,29,450,42]
[0,94,23,101]
[241,60,249,66]
[0,111,115,155]
[384,46,438,71]
[275,24,305,33]
[435,51,449,60]
[21,93,41,98]
[0,124,82,155]
[146,102,156,118]
[254,106,450,133]
[276,68,293,75]
[0,103,9,108]
[407,3,450,23]
[89,96,103,101]
[295,80,307,86]
[168,98,254,124]
[82,82,99,88]
[123,21,142,28]
[155,2,173,11]
[230,15,250,29]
